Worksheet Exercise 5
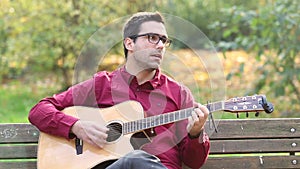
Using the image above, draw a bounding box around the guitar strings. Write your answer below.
[105,110,194,135]
[104,107,198,138]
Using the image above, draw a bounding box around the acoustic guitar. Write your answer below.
[37,94,273,168]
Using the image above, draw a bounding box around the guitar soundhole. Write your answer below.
[106,122,122,142]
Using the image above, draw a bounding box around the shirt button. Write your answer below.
[137,88,140,91]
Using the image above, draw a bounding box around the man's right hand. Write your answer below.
[70,120,109,148]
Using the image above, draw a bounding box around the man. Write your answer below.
[29,12,210,169]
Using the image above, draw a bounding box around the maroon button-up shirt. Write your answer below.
[29,66,209,169]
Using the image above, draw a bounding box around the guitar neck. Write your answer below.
[123,101,224,134]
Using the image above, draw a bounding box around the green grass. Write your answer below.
[0,81,51,123]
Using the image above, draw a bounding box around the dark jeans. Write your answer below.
[106,150,167,169]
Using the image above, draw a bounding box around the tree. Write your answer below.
[210,0,300,116]
[0,0,160,89]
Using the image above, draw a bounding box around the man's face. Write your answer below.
[130,21,168,70]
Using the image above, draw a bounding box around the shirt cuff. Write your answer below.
[188,130,209,143]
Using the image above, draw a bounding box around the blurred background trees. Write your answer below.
[0,0,299,120]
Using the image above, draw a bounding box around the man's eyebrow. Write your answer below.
[149,33,168,38]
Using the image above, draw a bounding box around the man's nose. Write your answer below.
[156,39,165,49]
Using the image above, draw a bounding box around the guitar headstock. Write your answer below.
[224,94,274,114]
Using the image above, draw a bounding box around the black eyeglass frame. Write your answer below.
[129,33,172,47]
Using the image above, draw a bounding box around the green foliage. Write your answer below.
[210,0,300,116]
[1,0,299,119]
[0,0,161,88]
[0,0,259,86]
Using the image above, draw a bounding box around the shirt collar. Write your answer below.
[119,66,161,89]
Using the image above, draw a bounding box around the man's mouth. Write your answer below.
[151,54,162,59]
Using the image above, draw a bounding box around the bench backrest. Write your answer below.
[1,118,300,169]
[202,118,300,169]
[0,123,39,169]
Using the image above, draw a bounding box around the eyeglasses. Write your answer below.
[130,33,172,47]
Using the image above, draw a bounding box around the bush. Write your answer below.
[209,0,300,116]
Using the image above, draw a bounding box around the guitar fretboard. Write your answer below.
[123,101,224,134]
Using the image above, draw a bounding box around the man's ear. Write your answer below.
[124,37,134,51]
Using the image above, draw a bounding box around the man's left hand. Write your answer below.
[186,103,209,138]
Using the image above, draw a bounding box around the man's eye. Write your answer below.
[160,37,167,43]
[150,35,160,42]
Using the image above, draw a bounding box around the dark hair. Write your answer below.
[123,12,165,59]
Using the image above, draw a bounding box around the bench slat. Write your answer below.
[206,118,300,139]
[0,161,37,169]
[210,138,300,154]
[201,156,300,169]
[0,145,37,159]
[0,124,39,143]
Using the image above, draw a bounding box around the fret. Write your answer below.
[160,114,163,125]
[149,117,152,128]
[173,112,176,121]
[147,117,151,128]
[149,117,153,127]
[138,119,142,130]
[129,121,133,133]
[150,116,155,127]
[129,121,132,133]
[135,121,138,131]
[147,117,150,128]
[127,122,131,133]
[127,121,131,133]
[132,121,136,132]
[142,119,147,129]
[165,113,169,123]
[124,123,128,133]
[175,111,179,121]
[146,117,149,129]
[123,123,127,134]
[170,112,174,122]
[184,109,188,118]
[155,115,160,126]
[135,120,138,131]
[183,109,189,119]
[125,122,128,133]
[180,110,184,119]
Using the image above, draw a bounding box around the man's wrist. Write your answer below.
[188,129,204,139]
[69,120,79,139]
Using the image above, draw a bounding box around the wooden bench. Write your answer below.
[1,118,300,169]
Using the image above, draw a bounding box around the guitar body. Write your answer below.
[37,101,145,169]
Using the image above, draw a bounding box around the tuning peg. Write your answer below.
[261,96,274,114]
[255,112,260,117]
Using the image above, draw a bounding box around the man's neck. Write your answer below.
[125,64,156,85]
[135,69,156,85]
